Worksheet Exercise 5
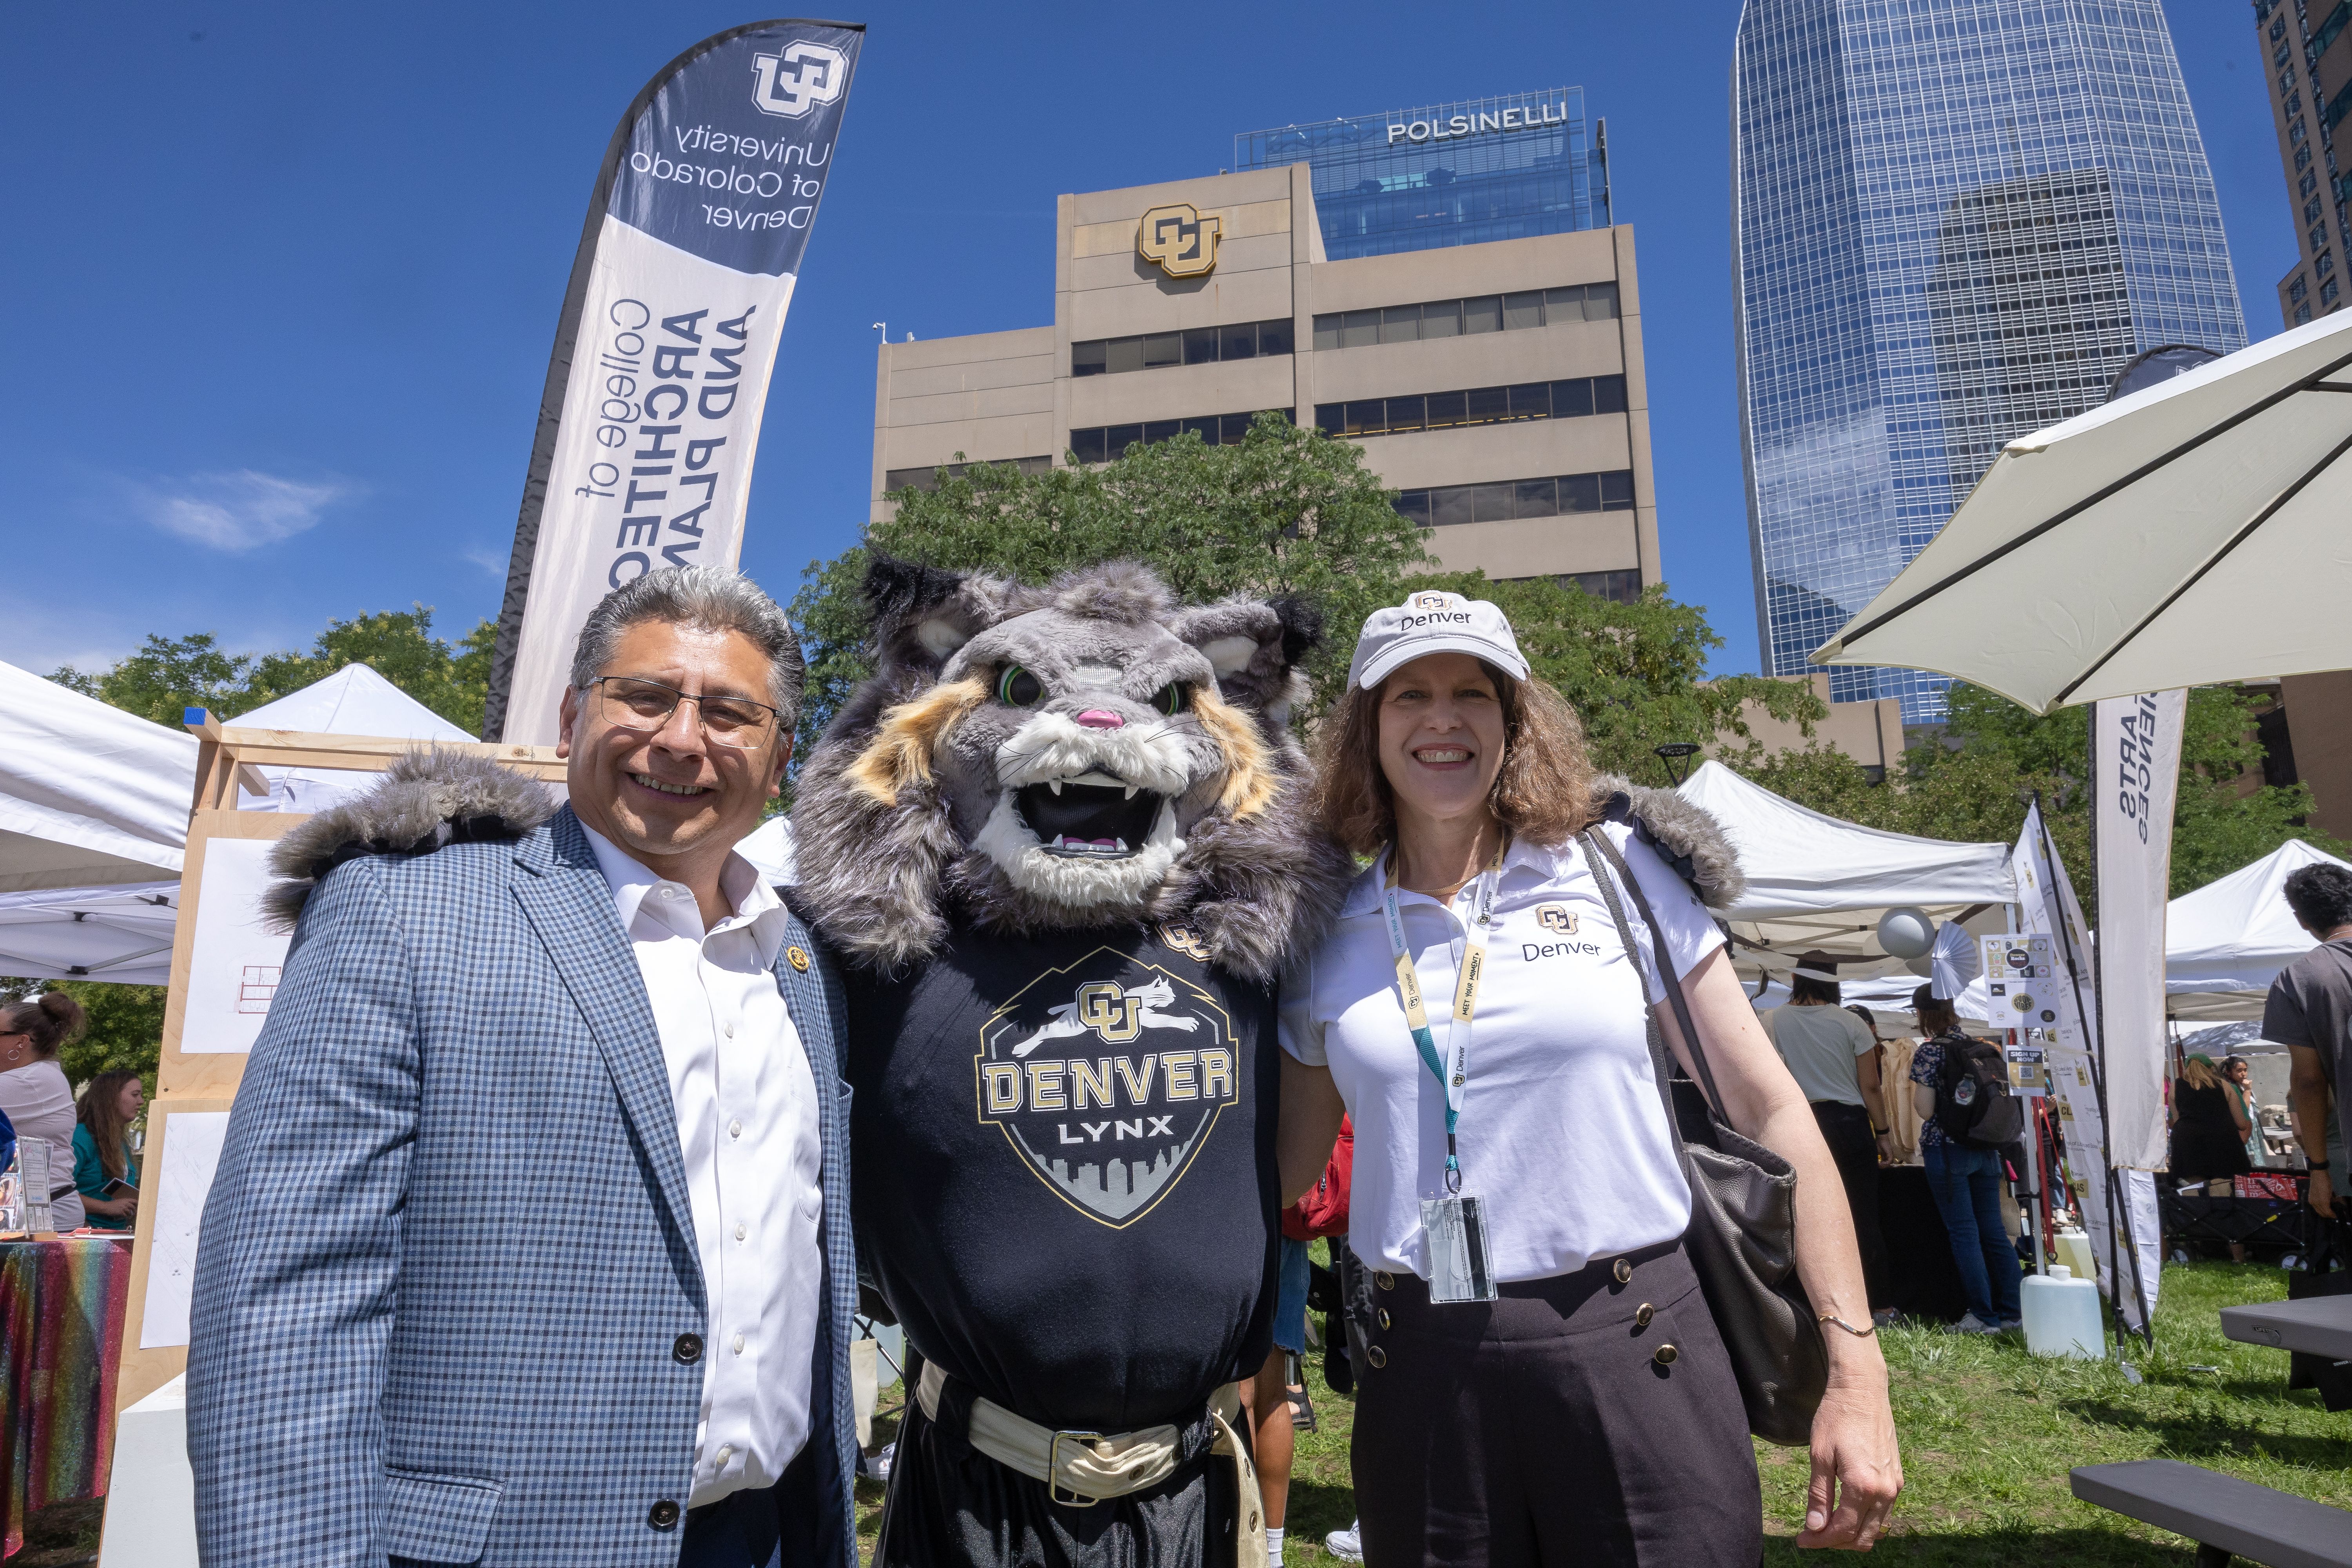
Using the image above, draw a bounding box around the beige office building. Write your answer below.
[869,164,1659,598]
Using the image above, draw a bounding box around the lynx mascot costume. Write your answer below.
[791,558,1354,1568]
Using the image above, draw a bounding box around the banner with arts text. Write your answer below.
[484,20,864,744]
[2010,803,2160,1334]
[2095,690,2185,1173]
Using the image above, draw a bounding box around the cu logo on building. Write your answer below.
[751,40,847,118]
[1138,203,1221,278]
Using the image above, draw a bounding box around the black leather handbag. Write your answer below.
[1581,828,1829,1447]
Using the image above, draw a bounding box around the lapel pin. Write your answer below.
[786,946,811,973]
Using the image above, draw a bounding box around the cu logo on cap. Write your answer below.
[1411,592,1450,610]
[751,40,848,118]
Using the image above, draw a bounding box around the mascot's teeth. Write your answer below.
[1049,780,1062,795]
[1124,785,1138,800]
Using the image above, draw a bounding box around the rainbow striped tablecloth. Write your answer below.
[2,1236,132,1559]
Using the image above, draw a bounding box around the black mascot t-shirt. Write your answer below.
[842,917,1280,1432]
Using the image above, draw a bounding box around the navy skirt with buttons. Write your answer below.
[1352,1240,1762,1568]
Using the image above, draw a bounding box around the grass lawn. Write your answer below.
[857,1258,2350,1564]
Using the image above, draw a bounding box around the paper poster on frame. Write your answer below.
[176,835,289,1053]
[136,1109,230,1350]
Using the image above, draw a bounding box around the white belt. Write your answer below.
[915,1361,1267,1568]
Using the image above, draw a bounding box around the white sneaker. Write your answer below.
[1325,1521,1365,1562]
[1952,1312,1998,1334]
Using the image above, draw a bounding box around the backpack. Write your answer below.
[1933,1030,2023,1149]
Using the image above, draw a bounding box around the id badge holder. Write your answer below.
[1420,1192,1499,1303]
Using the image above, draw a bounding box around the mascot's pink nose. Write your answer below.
[1074,709,1125,730]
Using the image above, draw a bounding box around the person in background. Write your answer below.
[1758,975,1894,1310]
[2221,1056,2265,1167]
[74,1071,145,1230]
[1282,591,1900,1563]
[0,993,89,1231]
[1907,987,2020,1334]
[2268,860,2352,1223]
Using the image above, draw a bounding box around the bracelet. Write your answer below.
[1871,1124,1890,1136]
[1818,1312,1878,1338]
[2310,1160,2330,1172]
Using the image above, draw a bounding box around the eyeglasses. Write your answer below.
[588,677,780,749]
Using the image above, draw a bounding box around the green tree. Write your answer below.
[54,606,498,734]
[788,417,1434,758]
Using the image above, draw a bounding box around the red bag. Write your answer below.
[1282,1116,1353,1240]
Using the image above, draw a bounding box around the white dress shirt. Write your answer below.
[1280,824,1723,1284]
[583,825,825,1508]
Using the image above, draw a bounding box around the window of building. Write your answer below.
[2296,301,2314,323]
[1070,319,1293,377]
[2292,273,2310,303]
[884,456,1054,494]
[1310,282,1617,351]
[2325,77,2352,131]
[2317,0,2351,57]
[2325,277,2342,306]
[1563,569,1642,604]
[1314,374,1625,439]
[2270,13,2287,42]
[1066,409,1292,463]
[2297,142,2313,170]
[2303,169,2320,198]
[2321,250,2337,276]
[1389,468,1635,527]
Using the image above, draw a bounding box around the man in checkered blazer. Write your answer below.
[187,570,859,1568]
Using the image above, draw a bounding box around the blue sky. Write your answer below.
[0,2,2297,688]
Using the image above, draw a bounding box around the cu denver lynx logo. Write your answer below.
[750,40,847,118]
[1138,203,1221,279]
[977,947,1238,1227]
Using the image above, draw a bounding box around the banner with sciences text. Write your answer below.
[484,20,864,743]
[2094,690,2185,1173]
[2010,802,2160,1334]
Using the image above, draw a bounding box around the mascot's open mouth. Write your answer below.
[1015,773,1165,858]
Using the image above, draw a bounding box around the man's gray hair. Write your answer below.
[570,567,805,733]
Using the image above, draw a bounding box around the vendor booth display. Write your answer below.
[2,1235,132,1559]
[2164,838,2352,1022]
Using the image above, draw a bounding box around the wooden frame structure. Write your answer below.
[112,716,564,1416]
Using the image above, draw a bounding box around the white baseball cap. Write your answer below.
[1347,589,1530,691]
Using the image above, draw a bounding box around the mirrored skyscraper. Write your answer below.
[1733,0,2246,720]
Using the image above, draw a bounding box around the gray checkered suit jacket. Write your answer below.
[186,807,858,1568]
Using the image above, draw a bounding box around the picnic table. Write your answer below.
[1,1236,133,1559]
[2219,1294,2352,1361]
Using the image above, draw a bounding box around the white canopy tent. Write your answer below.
[0,662,493,985]
[2162,838,2350,1024]
[0,659,196,896]
[1675,760,2016,983]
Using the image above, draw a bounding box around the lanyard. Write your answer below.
[1381,834,1507,1193]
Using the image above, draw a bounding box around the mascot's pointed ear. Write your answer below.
[1173,595,1324,720]
[864,555,982,681]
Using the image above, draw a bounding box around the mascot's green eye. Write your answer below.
[1152,682,1190,716]
[998,666,1044,706]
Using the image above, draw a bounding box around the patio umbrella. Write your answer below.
[1809,310,2352,713]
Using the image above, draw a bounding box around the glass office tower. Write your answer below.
[1236,89,1610,259]
[1733,0,2246,720]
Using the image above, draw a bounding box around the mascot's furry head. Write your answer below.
[791,557,1355,980]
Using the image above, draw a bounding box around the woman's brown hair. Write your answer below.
[76,1071,142,1182]
[0,991,86,1060]
[1313,659,1597,857]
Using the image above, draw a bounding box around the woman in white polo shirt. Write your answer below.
[1278,592,1900,1566]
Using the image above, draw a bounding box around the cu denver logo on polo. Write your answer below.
[750,40,847,118]
[976,947,1238,1227]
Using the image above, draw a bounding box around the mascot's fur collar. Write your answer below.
[261,749,557,929]
[1593,775,1747,910]
[791,558,1356,982]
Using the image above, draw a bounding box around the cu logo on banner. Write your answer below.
[1138,203,1221,278]
[751,40,848,118]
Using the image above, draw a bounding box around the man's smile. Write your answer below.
[630,772,713,797]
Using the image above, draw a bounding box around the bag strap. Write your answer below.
[1579,828,1729,1128]
[1581,831,1703,1169]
